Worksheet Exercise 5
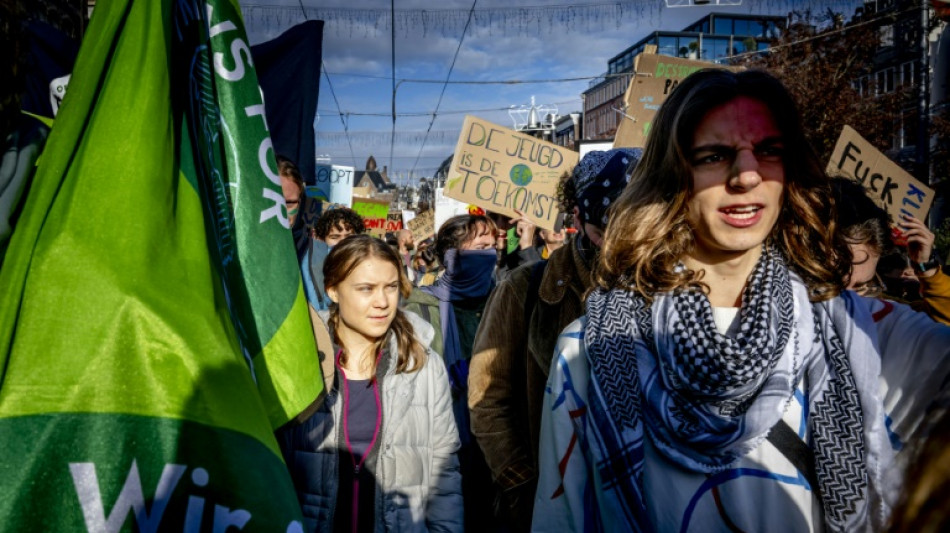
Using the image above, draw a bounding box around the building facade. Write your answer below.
[582,13,785,141]
[553,113,582,150]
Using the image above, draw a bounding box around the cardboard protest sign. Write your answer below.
[613,53,739,149]
[826,125,934,230]
[434,187,470,234]
[407,210,436,243]
[445,116,577,231]
[352,197,391,237]
[311,164,355,207]
[385,212,404,232]
[351,185,373,199]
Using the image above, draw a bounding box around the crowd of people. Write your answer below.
[260,70,950,532]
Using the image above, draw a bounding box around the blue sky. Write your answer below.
[242,0,862,184]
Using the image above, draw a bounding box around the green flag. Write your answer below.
[0,0,322,530]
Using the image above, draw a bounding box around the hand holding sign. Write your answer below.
[898,214,936,273]
[510,209,537,250]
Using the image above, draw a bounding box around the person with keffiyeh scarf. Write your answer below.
[532,69,950,533]
[468,148,642,533]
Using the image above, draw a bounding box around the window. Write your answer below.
[901,61,915,87]
[880,24,894,47]
[708,37,731,60]
[681,37,699,59]
[733,19,751,36]
[714,18,732,35]
[658,36,677,57]
[885,68,895,93]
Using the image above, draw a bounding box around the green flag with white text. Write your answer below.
[0,0,322,530]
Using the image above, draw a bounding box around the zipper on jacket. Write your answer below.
[337,349,382,533]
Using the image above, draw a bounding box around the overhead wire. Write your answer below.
[292,1,892,175]
[389,0,397,178]
[410,0,479,179]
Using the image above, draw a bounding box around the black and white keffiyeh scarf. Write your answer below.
[584,247,893,531]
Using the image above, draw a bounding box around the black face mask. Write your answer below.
[575,225,601,268]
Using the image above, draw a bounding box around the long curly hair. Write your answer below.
[596,69,850,302]
[323,235,425,375]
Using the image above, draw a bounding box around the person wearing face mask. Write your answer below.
[402,213,499,532]
[466,148,641,532]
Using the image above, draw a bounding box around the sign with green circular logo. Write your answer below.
[510,164,533,186]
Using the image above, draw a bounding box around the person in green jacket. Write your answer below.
[402,213,499,531]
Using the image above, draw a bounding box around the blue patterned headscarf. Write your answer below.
[574,148,643,227]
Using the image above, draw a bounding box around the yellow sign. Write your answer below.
[445,116,578,231]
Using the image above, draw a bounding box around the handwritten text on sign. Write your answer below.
[407,210,435,243]
[352,197,391,237]
[445,116,578,231]
[826,125,933,225]
[614,53,739,149]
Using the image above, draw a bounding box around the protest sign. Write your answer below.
[312,164,355,207]
[434,187,470,234]
[352,197,391,237]
[445,116,577,231]
[826,125,934,228]
[402,209,416,226]
[614,53,739,149]
[302,187,325,226]
[352,185,373,198]
[386,212,404,232]
[408,209,436,243]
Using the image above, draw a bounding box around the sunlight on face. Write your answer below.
[327,257,400,346]
[686,96,785,268]
[461,223,495,251]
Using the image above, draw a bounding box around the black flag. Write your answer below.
[251,20,324,184]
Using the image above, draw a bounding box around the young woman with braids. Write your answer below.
[279,235,462,533]
[532,69,950,532]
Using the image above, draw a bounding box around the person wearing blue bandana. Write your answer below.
[468,148,642,532]
[532,69,950,533]
[402,213,499,532]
